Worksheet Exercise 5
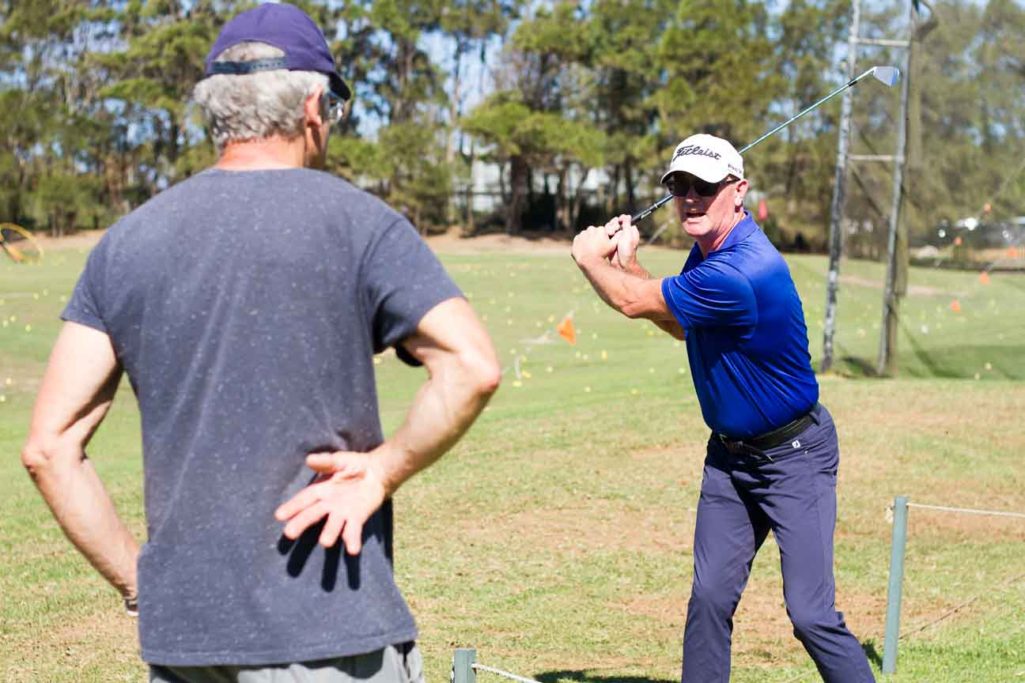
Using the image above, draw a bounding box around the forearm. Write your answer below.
[616,260,682,338]
[611,255,685,339]
[580,255,643,316]
[22,442,139,598]
[375,352,499,494]
[23,322,138,599]
[578,255,674,323]
[620,258,652,279]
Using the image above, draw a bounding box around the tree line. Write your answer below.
[1,0,1023,251]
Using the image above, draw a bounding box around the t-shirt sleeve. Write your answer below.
[361,218,463,364]
[61,238,111,334]
[660,261,757,330]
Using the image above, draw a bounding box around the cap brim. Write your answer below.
[330,73,351,101]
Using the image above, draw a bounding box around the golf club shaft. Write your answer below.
[631,67,888,223]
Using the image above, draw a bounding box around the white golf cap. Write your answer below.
[660,134,744,185]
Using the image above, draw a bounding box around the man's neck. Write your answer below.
[215,136,306,171]
[697,210,746,257]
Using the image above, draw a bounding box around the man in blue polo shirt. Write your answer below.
[571,134,874,682]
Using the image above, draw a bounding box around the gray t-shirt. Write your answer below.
[62,168,462,666]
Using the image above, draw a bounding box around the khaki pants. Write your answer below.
[149,643,424,683]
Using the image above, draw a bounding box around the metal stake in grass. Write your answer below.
[631,66,901,224]
[882,495,909,674]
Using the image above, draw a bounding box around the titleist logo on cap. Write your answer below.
[661,134,744,185]
[673,145,721,162]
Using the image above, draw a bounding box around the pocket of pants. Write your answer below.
[796,422,840,472]
[400,642,424,683]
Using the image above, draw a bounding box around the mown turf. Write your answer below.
[1,241,1022,682]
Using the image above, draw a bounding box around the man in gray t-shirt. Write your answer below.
[20,5,500,681]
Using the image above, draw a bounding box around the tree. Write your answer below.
[585,0,672,215]
[328,0,458,230]
[763,0,848,233]
[0,0,124,232]
[462,1,606,232]
[96,0,229,195]
[462,87,606,233]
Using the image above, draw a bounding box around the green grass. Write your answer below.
[2,242,1023,682]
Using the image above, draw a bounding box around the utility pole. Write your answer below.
[823,0,913,376]
[877,1,917,377]
[821,0,860,373]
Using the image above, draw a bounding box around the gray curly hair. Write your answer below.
[193,41,328,151]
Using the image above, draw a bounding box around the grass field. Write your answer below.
[1,237,1023,682]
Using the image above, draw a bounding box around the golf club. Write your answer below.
[630,65,901,223]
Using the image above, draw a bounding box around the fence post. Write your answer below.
[882,495,909,674]
[453,648,477,683]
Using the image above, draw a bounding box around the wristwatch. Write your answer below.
[124,594,138,617]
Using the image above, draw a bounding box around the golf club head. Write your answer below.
[871,66,900,87]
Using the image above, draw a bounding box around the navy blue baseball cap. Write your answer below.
[205,3,351,101]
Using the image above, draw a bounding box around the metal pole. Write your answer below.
[453,648,477,683]
[822,0,861,372]
[882,496,910,674]
[877,1,914,377]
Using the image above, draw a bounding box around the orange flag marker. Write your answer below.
[757,197,769,222]
[979,271,990,285]
[556,315,576,345]
[949,299,961,313]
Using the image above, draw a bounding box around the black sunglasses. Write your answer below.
[664,174,737,198]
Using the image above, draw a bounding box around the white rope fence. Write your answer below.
[471,663,543,683]
[896,501,1025,639]
[906,502,1025,520]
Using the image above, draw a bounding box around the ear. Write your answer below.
[304,84,325,128]
[734,178,750,208]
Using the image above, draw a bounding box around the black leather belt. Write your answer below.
[716,405,818,457]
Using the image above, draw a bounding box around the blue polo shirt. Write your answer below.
[661,212,818,439]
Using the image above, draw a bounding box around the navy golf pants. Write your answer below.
[682,404,874,682]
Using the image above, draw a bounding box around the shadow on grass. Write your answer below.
[899,318,951,379]
[817,339,880,378]
[535,671,675,683]
[827,340,1023,381]
[862,639,883,668]
[898,334,1022,380]
[838,355,879,378]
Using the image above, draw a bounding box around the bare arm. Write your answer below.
[275,297,501,553]
[21,322,139,606]
[572,216,685,340]
[612,230,686,341]
[362,296,501,491]
[648,311,685,341]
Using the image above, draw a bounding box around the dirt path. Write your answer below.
[35,227,577,256]
[423,229,571,254]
